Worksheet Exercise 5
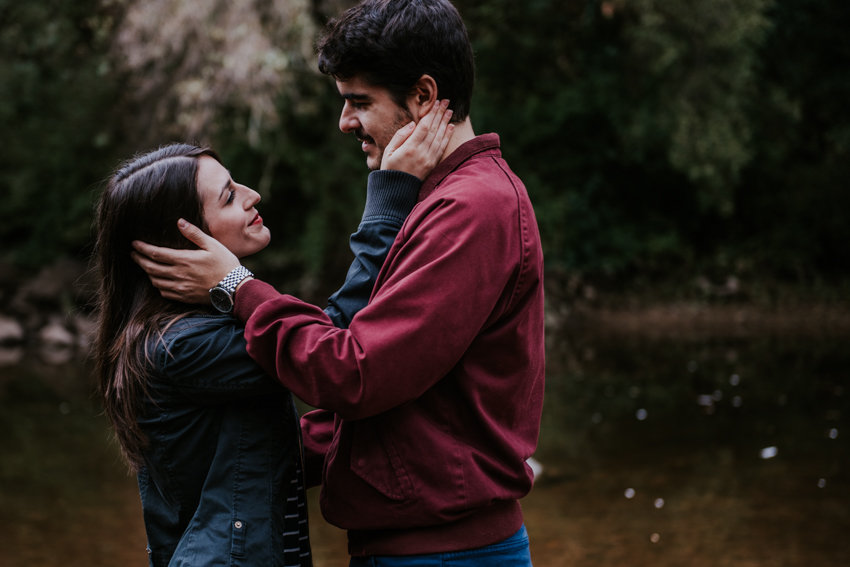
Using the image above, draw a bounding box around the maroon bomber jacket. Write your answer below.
[234,134,545,557]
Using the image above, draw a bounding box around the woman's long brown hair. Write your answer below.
[94,143,221,472]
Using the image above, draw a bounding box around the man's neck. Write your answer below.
[440,119,475,164]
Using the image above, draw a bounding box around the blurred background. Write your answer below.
[0,0,847,565]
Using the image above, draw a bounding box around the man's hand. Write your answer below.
[381,99,454,180]
[131,219,240,304]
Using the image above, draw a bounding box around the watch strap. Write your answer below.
[214,266,254,294]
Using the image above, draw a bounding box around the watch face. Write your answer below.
[210,286,234,313]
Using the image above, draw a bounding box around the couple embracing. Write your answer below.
[95,1,544,566]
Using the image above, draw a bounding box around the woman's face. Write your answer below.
[197,155,271,258]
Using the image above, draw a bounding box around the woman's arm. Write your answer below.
[157,317,284,403]
[324,171,421,328]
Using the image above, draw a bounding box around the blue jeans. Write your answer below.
[349,525,532,567]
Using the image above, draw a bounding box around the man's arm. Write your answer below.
[232,182,535,421]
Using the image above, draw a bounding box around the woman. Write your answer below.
[94,104,454,566]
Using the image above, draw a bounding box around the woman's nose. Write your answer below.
[244,187,261,208]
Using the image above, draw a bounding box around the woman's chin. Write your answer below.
[233,235,271,259]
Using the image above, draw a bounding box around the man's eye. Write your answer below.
[350,101,365,110]
[226,190,235,204]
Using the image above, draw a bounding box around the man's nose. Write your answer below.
[339,106,359,133]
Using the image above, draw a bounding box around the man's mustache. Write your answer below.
[354,129,375,144]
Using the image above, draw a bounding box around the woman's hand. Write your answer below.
[381,99,454,180]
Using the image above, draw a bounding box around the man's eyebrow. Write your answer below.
[218,177,232,201]
[341,92,371,101]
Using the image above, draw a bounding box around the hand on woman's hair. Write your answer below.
[131,219,240,304]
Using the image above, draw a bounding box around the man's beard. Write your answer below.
[357,107,414,170]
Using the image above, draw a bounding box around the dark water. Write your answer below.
[0,330,847,566]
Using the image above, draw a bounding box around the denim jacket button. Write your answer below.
[234,521,243,529]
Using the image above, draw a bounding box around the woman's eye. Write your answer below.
[226,190,235,204]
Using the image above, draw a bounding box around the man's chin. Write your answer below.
[366,153,383,171]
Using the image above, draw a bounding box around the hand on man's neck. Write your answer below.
[440,118,475,164]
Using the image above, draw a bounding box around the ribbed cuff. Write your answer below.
[233,279,281,324]
[363,170,422,224]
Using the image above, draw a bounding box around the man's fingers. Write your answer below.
[177,219,217,251]
[149,275,176,290]
[131,251,177,278]
[131,240,179,266]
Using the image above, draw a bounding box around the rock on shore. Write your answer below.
[0,258,97,366]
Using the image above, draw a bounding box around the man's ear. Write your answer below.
[407,75,438,120]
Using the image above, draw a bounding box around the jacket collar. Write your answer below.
[418,133,501,202]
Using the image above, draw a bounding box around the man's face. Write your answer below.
[336,76,413,170]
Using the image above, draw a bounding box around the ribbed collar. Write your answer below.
[418,133,501,202]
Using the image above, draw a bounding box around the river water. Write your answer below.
[0,326,847,566]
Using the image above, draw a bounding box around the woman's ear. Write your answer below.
[407,74,438,120]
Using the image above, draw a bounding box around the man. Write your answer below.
[133,1,545,565]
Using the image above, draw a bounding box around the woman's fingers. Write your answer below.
[380,99,454,179]
[428,103,454,157]
[434,123,455,162]
[380,122,416,168]
[410,99,448,148]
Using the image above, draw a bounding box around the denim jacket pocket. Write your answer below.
[350,418,412,501]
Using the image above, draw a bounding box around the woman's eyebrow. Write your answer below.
[218,178,232,201]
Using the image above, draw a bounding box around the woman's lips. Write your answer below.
[250,213,262,226]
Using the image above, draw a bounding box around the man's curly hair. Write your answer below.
[317,0,475,123]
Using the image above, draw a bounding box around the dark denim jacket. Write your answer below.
[137,171,420,567]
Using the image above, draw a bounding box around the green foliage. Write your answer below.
[2,0,849,285]
[460,0,754,272]
[0,0,123,267]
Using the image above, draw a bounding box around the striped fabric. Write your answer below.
[282,462,312,566]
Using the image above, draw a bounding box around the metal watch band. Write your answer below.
[209,266,254,314]
[216,266,253,294]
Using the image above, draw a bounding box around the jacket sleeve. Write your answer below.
[300,409,336,488]
[303,170,421,476]
[324,170,420,328]
[235,182,525,421]
[158,318,284,404]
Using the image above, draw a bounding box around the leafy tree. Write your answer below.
[0,0,123,267]
[2,0,848,289]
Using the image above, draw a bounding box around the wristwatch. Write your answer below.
[209,266,253,313]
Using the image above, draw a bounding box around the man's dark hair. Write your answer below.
[317,0,475,122]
